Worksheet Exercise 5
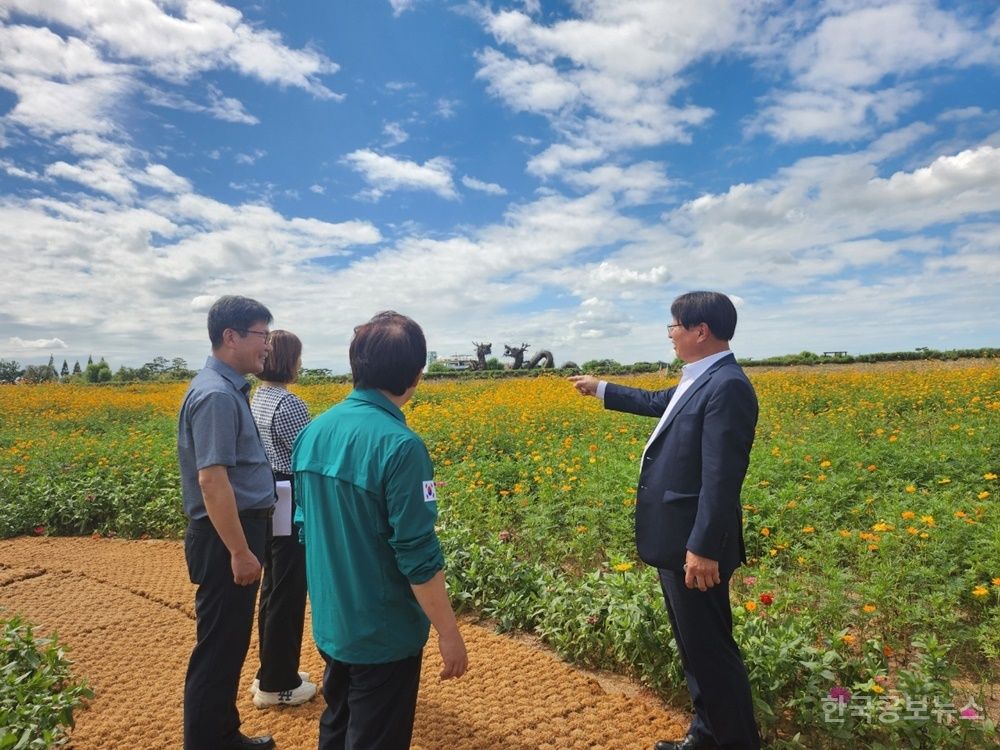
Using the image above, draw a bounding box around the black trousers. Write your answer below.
[183,515,268,750]
[317,650,422,750]
[658,569,760,750]
[256,474,308,692]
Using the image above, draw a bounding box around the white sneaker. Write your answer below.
[252,678,317,709]
[249,671,311,696]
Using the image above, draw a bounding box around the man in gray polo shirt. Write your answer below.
[177,295,277,750]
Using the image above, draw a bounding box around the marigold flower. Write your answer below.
[744,601,757,612]
[871,684,885,694]
[920,515,935,527]
[802,526,815,533]
[820,459,832,468]
[904,485,916,494]
[613,562,633,573]
[867,464,877,472]
[972,585,989,597]
[978,491,990,500]
[840,633,856,645]
[863,603,876,613]
[576,525,588,533]
[992,578,1000,587]
[985,472,997,481]
[816,474,827,481]
[760,527,770,537]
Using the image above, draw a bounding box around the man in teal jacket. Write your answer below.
[292,311,467,750]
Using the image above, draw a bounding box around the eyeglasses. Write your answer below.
[667,323,685,332]
[237,329,272,344]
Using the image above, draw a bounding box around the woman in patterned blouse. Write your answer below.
[248,330,318,708]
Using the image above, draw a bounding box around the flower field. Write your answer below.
[1,360,997,748]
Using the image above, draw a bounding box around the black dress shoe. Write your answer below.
[654,733,720,750]
[223,733,276,750]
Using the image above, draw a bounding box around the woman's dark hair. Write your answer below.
[260,330,302,384]
[670,291,738,341]
[350,311,426,396]
[207,295,273,349]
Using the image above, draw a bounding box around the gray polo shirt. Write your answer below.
[177,355,275,520]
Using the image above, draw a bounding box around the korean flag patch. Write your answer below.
[422,480,437,503]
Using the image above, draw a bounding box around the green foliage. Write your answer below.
[484,356,503,370]
[0,616,93,749]
[0,359,24,383]
[83,360,111,383]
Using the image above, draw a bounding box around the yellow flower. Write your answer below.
[888,434,898,442]
[613,562,634,572]
[760,527,771,537]
[871,685,885,694]
[838,530,852,538]
[802,526,815,533]
[871,522,894,532]
[817,474,827,481]
[904,485,916,494]
[867,464,877,472]
[985,472,997,481]
[820,459,832,468]
[744,601,757,612]
[978,491,990,500]
[991,578,1000,587]
[901,510,916,520]
[920,515,935,527]
[841,633,856,645]
[971,586,989,598]
[954,510,966,519]
[863,603,877,613]
[937,477,951,484]
[576,525,588,533]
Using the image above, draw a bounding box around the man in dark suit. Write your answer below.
[570,291,760,750]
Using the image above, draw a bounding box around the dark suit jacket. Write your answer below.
[604,353,758,573]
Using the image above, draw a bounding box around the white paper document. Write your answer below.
[273,480,292,536]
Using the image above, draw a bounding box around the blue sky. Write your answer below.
[1,0,998,374]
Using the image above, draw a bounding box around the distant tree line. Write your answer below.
[0,355,196,384]
[1,347,996,385]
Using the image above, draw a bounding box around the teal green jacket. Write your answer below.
[292,388,444,663]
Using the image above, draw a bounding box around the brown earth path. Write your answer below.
[0,537,689,750]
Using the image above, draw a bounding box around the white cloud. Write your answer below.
[309,184,325,195]
[9,337,68,349]
[45,158,136,200]
[475,1,751,171]
[4,0,340,97]
[146,85,259,124]
[382,122,409,147]
[344,150,457,200]
[461,175,507,195]
[563,161,671,204]
[388,0,416,17]
[235,149,267,165]
[751,1,996,143]
[435,98,458,118]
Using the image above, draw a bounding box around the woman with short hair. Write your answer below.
[249,330,317,708]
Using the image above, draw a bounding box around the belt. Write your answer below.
[239,506,275,520]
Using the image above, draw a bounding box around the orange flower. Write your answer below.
[971,586,989,598]
[744,601,757,612]
[901,510,915,520]
[863,603,877,613]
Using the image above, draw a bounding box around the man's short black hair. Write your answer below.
[350,311,426,396]
[671,291,738,341]
[207,295,273,349]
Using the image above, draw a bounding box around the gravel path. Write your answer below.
[0,537,688,750]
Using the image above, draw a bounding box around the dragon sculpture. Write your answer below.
[503,343,554,369]
[472,342,492,371]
